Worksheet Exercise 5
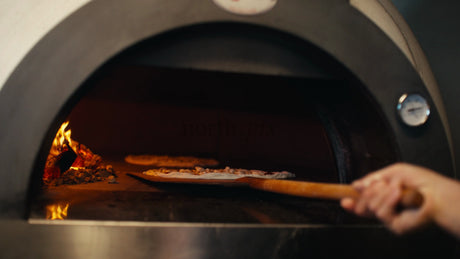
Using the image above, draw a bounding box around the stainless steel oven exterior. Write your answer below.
[0,0,458,258]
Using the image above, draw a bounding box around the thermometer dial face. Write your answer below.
[397,93,430,127]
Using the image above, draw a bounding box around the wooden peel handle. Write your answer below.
[238,178,423,208]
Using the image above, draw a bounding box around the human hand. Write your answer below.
[341,163,460,238]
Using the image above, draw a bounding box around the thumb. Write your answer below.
[387,206,431,234]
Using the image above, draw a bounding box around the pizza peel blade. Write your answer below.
[127,172,423,207]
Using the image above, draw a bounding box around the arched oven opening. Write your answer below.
[28,23,398,223]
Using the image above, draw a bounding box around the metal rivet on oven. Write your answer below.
[212,0,278,15]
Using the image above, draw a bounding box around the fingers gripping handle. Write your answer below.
[399,188,424,208]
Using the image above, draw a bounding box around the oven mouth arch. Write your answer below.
[25,22,401,224]
[35,21,399,175]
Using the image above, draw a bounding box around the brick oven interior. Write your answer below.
[29,58,397,223]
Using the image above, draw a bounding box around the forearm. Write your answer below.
[431,178,460,239]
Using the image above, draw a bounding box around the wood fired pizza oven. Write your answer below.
[0,0,457,258]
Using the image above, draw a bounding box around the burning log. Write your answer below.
[43,121,116,186]
[72,143,102,168]
[58,165,116,185]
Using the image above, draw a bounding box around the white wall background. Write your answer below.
[0,0,90,90]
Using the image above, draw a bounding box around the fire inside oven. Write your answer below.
[28,26,398,224]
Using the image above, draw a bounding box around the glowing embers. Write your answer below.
[46,202,70,220]
[43,121,116,186]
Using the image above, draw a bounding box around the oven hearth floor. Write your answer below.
[29,159,376,225]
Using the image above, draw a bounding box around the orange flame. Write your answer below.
[46,203,70,220]
[50,121,75,156]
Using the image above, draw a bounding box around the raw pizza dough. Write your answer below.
[143,166,295,180]
[125,155,219,167]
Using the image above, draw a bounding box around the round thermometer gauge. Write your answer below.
[397,93,430,127]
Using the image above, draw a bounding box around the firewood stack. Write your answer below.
[43,122,116,186]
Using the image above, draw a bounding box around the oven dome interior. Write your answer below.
[69,66,339,182]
